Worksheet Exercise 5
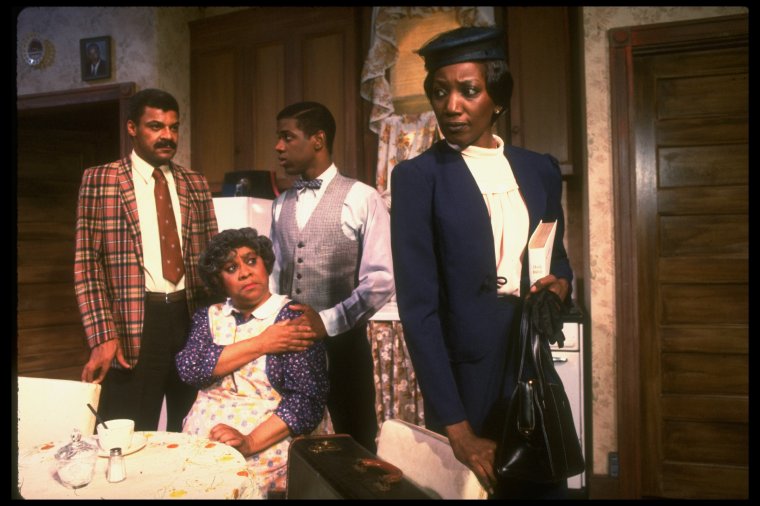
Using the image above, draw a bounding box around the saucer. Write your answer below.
[94,432,148,457]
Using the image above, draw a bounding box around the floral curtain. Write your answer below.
[375,111,439,209]
[368,321,425,428]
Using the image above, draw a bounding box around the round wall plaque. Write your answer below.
[21,34,53,68]
[24,38,45,66]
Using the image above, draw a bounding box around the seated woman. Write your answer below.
[176,227,330,498]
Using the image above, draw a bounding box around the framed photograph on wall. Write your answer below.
[80,36,111,81]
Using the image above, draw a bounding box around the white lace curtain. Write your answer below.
[360,6,495,208]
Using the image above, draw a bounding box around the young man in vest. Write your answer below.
[269,101,394,452]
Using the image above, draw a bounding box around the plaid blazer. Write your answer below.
[74,156,218,368]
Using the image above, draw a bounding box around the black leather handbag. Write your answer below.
[495,296,585,483]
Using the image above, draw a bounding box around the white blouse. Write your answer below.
[453,135,529,296]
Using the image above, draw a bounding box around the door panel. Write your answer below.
[660,462,747,499]
[659,326,747,353]
[252,44,286,179]
[191,50,236,189]
[660,394,747,422]
[660,353,747,394]
[658,145,747,187]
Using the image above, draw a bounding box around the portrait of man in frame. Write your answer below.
[80,36,111,81]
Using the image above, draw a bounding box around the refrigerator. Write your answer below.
[212,196,274,237]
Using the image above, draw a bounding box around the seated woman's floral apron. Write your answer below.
[183,298,298,497]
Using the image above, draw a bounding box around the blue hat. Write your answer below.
[416,26,506,73]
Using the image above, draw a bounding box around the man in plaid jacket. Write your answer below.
[75,88,218,432]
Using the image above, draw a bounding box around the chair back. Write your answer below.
[376,418,488,500]
[17,376,102,448]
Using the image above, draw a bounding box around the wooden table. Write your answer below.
[17,431,254,499]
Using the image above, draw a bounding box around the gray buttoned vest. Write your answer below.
[276,174,359,312]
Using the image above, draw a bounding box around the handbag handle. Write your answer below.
[515,307,531,380]
[516,299,549,400]
[354,458,404,485]
[353,458,404,492]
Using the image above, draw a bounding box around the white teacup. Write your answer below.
[96,419,135,452]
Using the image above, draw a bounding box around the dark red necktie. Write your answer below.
[152,167,185,284]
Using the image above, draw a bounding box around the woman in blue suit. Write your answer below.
[390,26,573,499]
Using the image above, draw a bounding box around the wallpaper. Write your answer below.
[16,6,242,167]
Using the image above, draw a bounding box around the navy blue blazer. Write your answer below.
[390,140,573,434]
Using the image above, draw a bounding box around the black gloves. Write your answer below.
[527,290,566,348]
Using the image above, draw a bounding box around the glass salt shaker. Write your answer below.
[106,447,126,483]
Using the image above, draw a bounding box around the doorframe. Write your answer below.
[608,14,748,499]
[17,82,136,158]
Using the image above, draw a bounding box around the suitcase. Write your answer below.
[286,434,433,499]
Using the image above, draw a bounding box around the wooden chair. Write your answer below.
[17,376,102,448]
[376,418,488,499]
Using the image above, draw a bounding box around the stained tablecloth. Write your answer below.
[17,431,254,499]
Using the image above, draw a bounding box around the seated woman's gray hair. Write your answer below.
[198,227,276,296]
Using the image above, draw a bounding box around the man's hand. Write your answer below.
[445,420,497,495]
[256,317,318,354]
[81,339,130,384]
[288,303,328,339]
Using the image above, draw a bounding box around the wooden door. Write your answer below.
[17,126,118,380]
[17,86,130,380]
[611,15,748,499]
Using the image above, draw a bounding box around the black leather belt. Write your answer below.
[145,290,186,304]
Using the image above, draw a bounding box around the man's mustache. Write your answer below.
[154,140,177,150]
